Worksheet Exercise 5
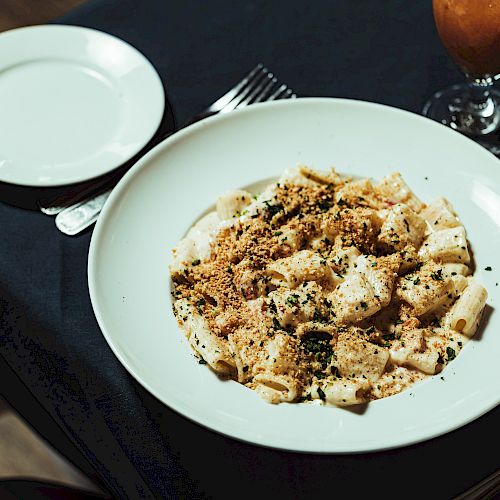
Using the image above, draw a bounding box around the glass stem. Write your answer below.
[467,76,493,109]
[452,75,500,135]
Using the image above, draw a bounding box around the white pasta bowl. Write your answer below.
[88,98,500,453]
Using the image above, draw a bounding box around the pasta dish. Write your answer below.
[170,167,488,407]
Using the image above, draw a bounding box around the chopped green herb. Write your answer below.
[298,394,312,403]
[313,310,328,324]
[301,331,333,369]
[317,199,332,212]
[431,270,444,281]
[446,346,456,362]
[317,387,326,401]
[264,202,284,219]
[192,259,201,266]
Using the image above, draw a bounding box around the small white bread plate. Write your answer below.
[0,25,164,187]
[88,98,500,453]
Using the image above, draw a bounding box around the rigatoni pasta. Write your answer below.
[170,167,488,407]
[445,281,488,337]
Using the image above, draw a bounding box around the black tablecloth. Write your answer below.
[1,1,498,498]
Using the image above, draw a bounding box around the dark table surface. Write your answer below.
[1,1,499,498]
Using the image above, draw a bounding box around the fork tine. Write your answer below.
[252,76,278,103]
[206,63,264,113]
[236,72,275,107]
[274,88,297,100]
[234,80,297,112]
[268,84,290,101]
[217,66,269,113]
[278,88,295,100]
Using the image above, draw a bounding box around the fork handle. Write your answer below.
[55,189,112,235]
[54,129,174,235]
[182,110,218,126]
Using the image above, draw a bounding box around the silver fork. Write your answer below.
[49,63,296,236]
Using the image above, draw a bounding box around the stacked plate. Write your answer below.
[0,25,164,187]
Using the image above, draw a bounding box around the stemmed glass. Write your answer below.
[423,0,500,153]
